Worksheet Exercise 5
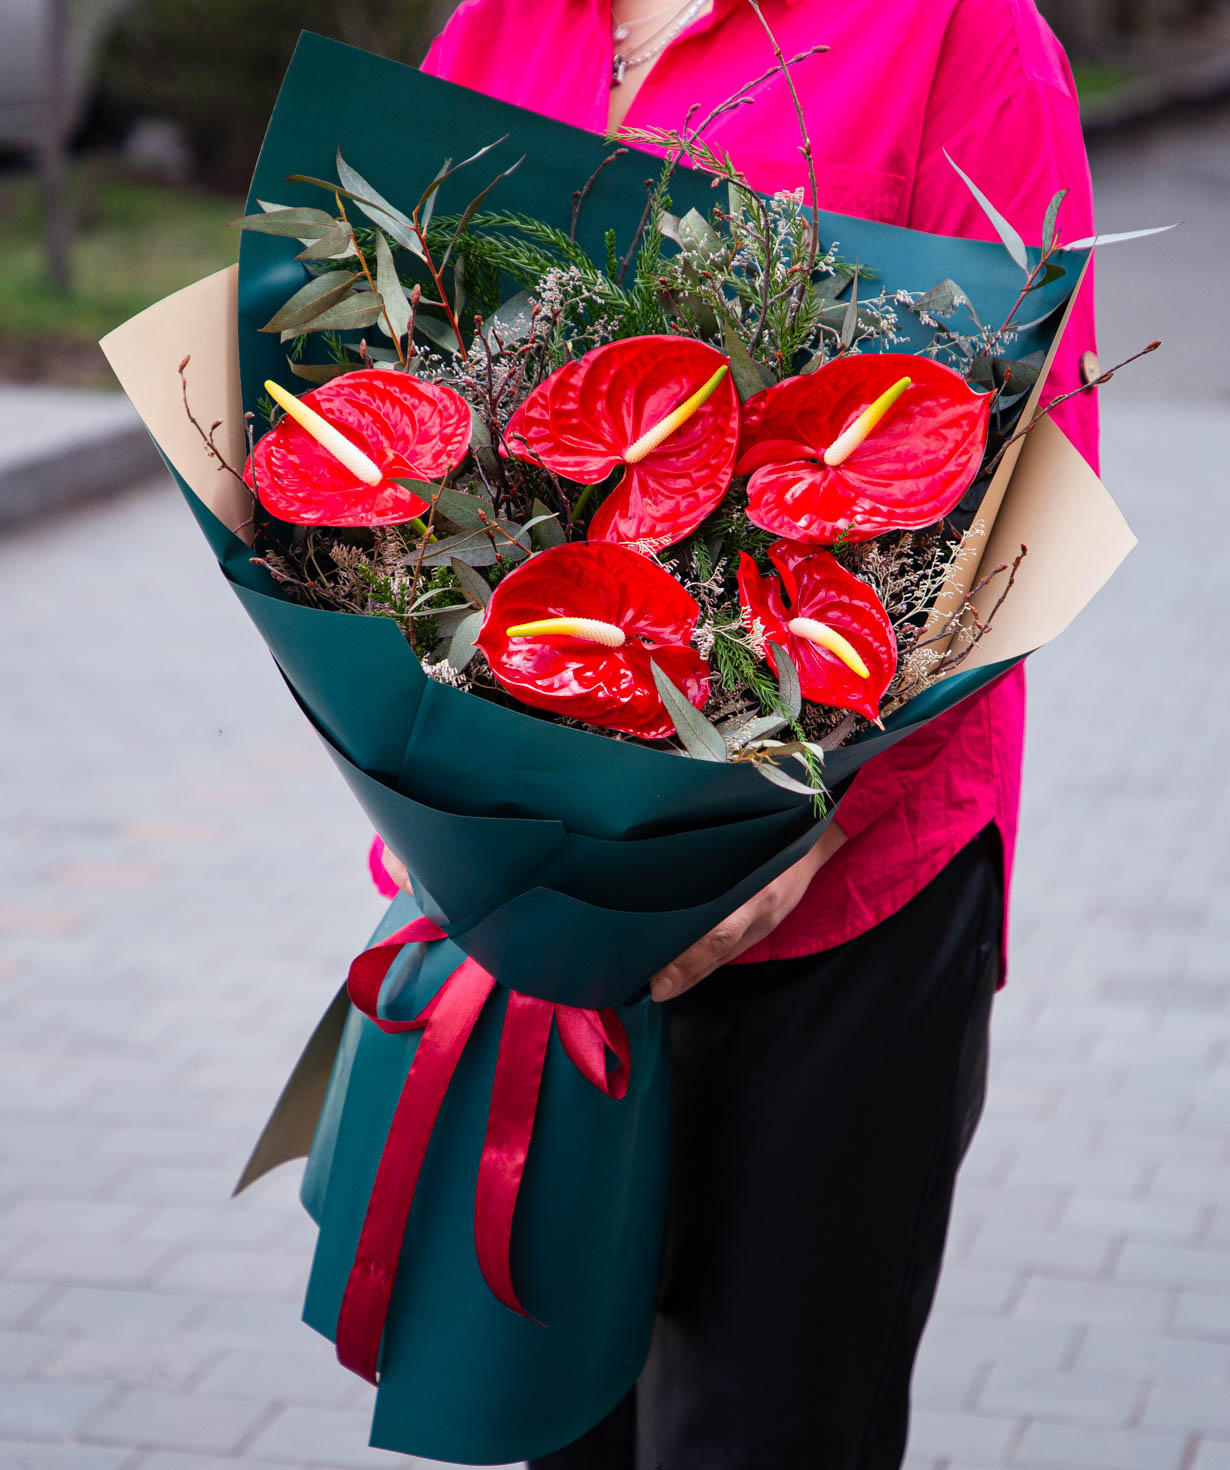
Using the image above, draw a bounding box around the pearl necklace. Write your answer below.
[611,0,705,85]
[611,0,688,42]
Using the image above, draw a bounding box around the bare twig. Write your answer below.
[571,148,628,242]
[178,356,249,487]
[681,43,828,151]
[985,339,1161,475]
[617,179,659,286]
[746,1,820,272]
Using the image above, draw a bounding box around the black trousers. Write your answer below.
[532,827,1003,1470]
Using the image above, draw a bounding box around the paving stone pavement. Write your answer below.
[2,108,1227,1470]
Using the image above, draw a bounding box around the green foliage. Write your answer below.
[0,165,240,381]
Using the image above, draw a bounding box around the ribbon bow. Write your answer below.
[334,917,631,1385]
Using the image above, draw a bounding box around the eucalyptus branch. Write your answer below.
[333,191,406,368]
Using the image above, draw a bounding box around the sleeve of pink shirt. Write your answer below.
[831,1,1099,844]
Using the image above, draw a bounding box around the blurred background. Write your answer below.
[2,3,1229,1469]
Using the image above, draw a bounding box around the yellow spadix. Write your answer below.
[822,375,912,468]
[505,617,627,648]
[787,617,870,678]
[264,379,383,487]
[623,364,730,465]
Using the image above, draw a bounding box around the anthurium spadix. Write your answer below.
[503,336,740,552]
[738,354,992,545]
[476,541,710,739]
[244,369,471,526]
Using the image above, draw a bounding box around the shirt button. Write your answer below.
[1080,350,1102,385]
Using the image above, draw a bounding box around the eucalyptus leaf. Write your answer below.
[520,512,562,537]
[840,271,860,349]
[481,291,536,351]
[1063,223,1179,250]
[530,498,566,548]
[417,156,452,234]
[288,360,356,385]
[1041,188,1068,256]
[296,222,355,261]
[911,278,969,318]
[416,533,500,569]
[724,712,789,744]
[284,293,385,335]
[816,302,883,338]
[415,136,508,215]
[449,557,492,608]
[678,206,724,266]
[417,522,529,568]
[770,641,802,719]
[231,206,337,239]
[1025,261,1066,293]
[441,156,526,269]
[335,149,424,258]
[260,272,360,333]
[650,662,727,762]
[944,150,1029,272]
[430,485,495,533]
[446,609,484,671]
[814,264,856,304]
[969,352,1043,397]
[721,319,772,401]
[431,608,472,642]
[374,229,412,343]
[755,762,820,797]
[415,312,466,356]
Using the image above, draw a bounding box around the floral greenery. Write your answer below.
[215,37,1095,800]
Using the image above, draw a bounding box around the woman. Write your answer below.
[382,1,1100,1464]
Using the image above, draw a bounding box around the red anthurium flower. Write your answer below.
[737,541,897,723]
[244,369,471,526]
[503,336,740,552]
[738,354,992,545]
[475,542,710,740]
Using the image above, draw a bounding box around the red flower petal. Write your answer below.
[244,369,471,526]
[739,354,991,544]
[475,542,710,740]
[504,336,740,551]
[737,542,897,722]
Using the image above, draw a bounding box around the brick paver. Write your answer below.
[2,103,1227,1470]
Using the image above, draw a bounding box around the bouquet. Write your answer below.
[100,30,1140,1464]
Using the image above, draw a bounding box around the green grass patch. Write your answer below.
[0,164,241,348]
[1073,61,1138,101]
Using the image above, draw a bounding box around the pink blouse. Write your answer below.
[416,0,1100,972]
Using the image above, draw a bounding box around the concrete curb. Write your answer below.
[0,385,163,532]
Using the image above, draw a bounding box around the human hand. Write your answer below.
[649,822,846,1002]
[380,843,415,895]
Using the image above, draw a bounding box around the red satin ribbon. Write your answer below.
[334,917,631,1385]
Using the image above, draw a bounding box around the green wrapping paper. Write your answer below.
[99,32,1136,1464]
[299,894,670,1464]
